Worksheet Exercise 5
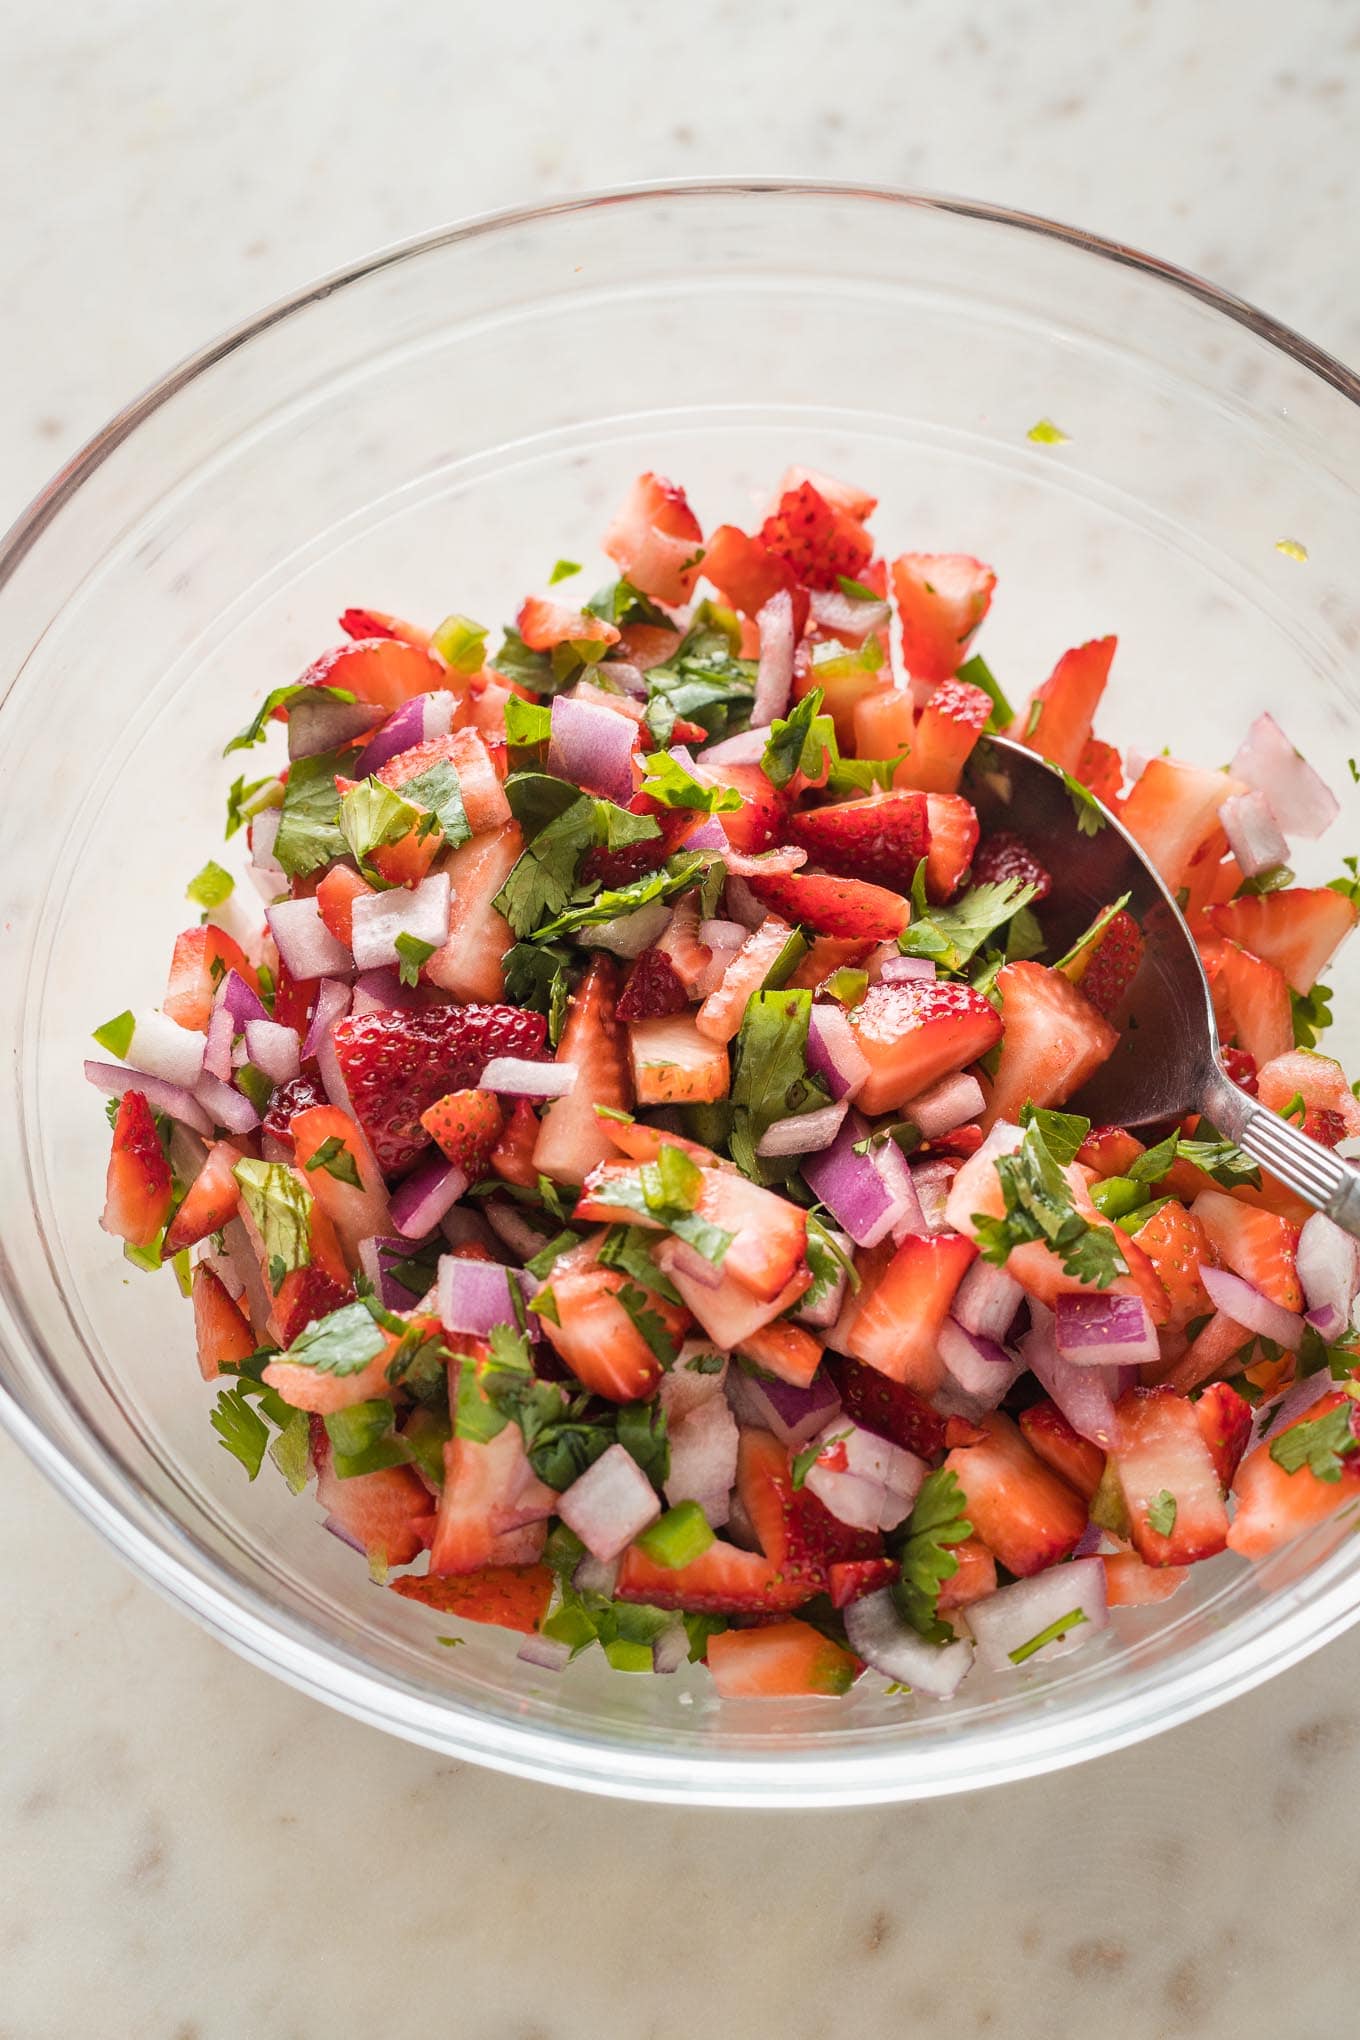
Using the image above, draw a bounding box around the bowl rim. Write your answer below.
[4,176,1360,1805]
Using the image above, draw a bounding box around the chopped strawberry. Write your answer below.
[1221,1044,1258,1095]
[971,831,1053,902]
[1193,1380,1253,1492]
[737,1430,882,1597]
[163,925,259,1031]
[297,636,445,711]
[1208,888,1357,995]
[616,947,689,1024]
[331,1002,548,1174]
[602,471,705,606]
[832,1232,977,1392]
[774,466,878,524]
[714,763,791,857]
[1077,737,1124,805]
[1075,1124,1145,1177]
[1227,1386,1360,1559]
[1121,757,1246,892]
[539,1258,681,1402]
[616,1535,807,1613]
[826,1354,948,1458]
[484,1098,539,1189]
[190,1264,256,1381]
[696,917,793,1043]
[287,1102,391,1266]
[1102,1551,1190,1605]
[1017,1399,1105,1502]
[706,1618,857,1697]
[923,792,980,900]
[429,1396,553,1574]
[101,1091,173,1248]
[316,1442,433,1570]
[1130,1199,1214,1337]
[583,794,695,886]
[788,789,931,888]
[849,977,1002,1115]
[935,1535,998,1611]
[890,553,996,682]
[944,1412,1088,1577]
[981,961,1118,1129]
[390,1562,555,1634]
[744,869,910,941]
[163,1141,242,1255]
[420,1089,504,1178]
[533,958,631,1186]
[1212,939,1293,1069]
[736,1318,823,1389]
[1018,636,1116,774]
[261,1070,327,1155]
[271,1264,354,1353]
[516,595,620,654]
[898,678,991,795]
[827,1555,900,1607]
[1062,907,1145,1018]
[702,524,808,627]
[339,607,433,650]
[1112,1386,1230,1565]
[759,479,872,592]
[1257,1050,1360,1140]
[628,1012,731,1106]
[381,728,511,836]
[1162,1308,1254,1396]
[315,865,374,948]
[1192,1188,1302,1311]
[425,821,523,1002]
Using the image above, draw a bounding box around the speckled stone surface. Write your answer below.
[4,4,1360,2034]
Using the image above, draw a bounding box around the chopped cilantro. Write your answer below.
[338,777,423,872]
[272,750,350,878]
[761,687,838,791]
[492,627,553,691]
[1291,983,1334,1049]
[585,578,672,630]
[92,1010,136,1059]
[1177,1119,1262,1189]
[1270,1393,1360,1483]
[593,1143,732,1268]
[728,988,829,1182]
[528,850,712,944]
[224,680,358,756]
[501,941,572,1046]
[503,696,553,751]
[394,931,436,988]
[1009,1608,1087,1664]
[1059,767,1106,836]
[1053,894,1133,974]
[1018,1104,1090,1168]
[836,574,882,602]
[1328,856,1360,907]
[642,606,756,746]
[888,1469,971,1644]
[972,1116,1128,1288]
[493,791,661,939]
[282,1300,387,1377]
[431,613,489,674]
[187,860,234,909]
[210,1387,270,1479]
[268,1406,312,1493]
[304,1134,363,1190]
[399,760,472,851]
[1126,1130,1181,1183]
[900,866,1039,974]
[956,653,1015,733]
[615,1280,680,1369]
[638,751,742,813]
[1236,864,1295,896]
[616,1397,670,1486]
[597,1225,683,1304]
[549,559,582,585]
[225,772,283,840]
[825,752,909,796]
[231,1159,312,1289]
[1147,1489,1178,1536]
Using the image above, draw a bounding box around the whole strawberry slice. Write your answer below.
[971,830,1053,902]
[616,945,688,1024]
[332,1005,549,1174]
[744,868,910,940]
[419,1089,505,1179]
[788,790,930,888]
[759,479,872,592]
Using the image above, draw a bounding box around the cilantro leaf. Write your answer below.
[224,681,358,756]
[1059,767,1107,835]
[501,941,572,1045]
[281,1300,387,1376]
[1018,1104,1091,1168]
[491,627,553,692]
[955,653,1015,733]
[493,792,661,939]
[973,1118,1128,1289]
[761,687,838,791]
[1291,982,1334,1050]
[590,1144,732,1268]
[586,578,673,630]
[528,850,712,943]
[394,931,436,987]
[1126,1130,1181,1184]
[303,1134,363,1190]
[638,751,742,813]
[643,608,756,746]
[210,1387,270,1479]
[1146,1489,1178,1536]
[399,760,472,851]
[597,1225,683,1304]
[825,752,910,796]
[729,988,829,1182]
[1270,1395,1360,1483]
[225,772,282,840]
[1053,894,1133,974]
[1327,856,1360,907]
[616,1397,670,1486]
[231,1159,312,1289]
[268,1406,312,1493]
[272,750,351,878]
[900,873,1039,974]
[1177,1120,1262,1189]
[503,696,553,752]
[889,1469,971,1643]
[339,777,423,871]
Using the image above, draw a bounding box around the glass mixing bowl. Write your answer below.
[3,182,1359,1807]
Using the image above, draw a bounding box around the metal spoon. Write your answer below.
[960,734,1360,1240]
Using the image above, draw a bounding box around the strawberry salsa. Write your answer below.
[87,466,1360,1702]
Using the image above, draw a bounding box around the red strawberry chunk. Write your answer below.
[788,790,931,888]
[190,1264,256,1381]
[935,1536,998,1611]
[827,1556,901,1608]
[602,471,705,607]
[702,524,809,630]
[848,977,1002,1116]
[826,1355,948,1458]
[1112,1386,1229,1565]
[923,792,980,900]
[1192,1188,1302,1311]
[1019,636,1116,774]
[1228,1386,1360,1560]
[971,830,1053,901]
[273,1264,353,1349]
[744,869,910,941]
[101,1091,173,1249]
[1077,737,1124,805]
[944,1412,1088,1577]
[981,961,1118,1130]
[1068,907,1145,1018]
[1208,887,1358,996]
[581,793,695,887]
[262,1070,328,1155]
[759,480,872,592]
[616,947,689,1024]
[163,1140,242,1254]
[420,1089,504,1178]
[899,678,991,795]
[516,595,620,654]
[1193,1381,1253,1493]
[616,1537,808,1614]
[715,762,792,855]
[832,1232,977,1392]
[1017,1399,1105,1502]
[332,1004,549,1174]
[737,1430,883,1597]
[891,553,996,682]
[339,607,432,649]
[391,1563,555,1635]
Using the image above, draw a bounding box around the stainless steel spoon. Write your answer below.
[960,734,1360,1240]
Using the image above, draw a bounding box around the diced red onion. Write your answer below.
[246,805,286,900]
[548,694,637,804]
[243,1018,301,1086]
[752,588,796,727]
[1022,1313,1120,1449]
[807,586,891,644]
[203,1001,236,1083]
[516,1634,571,1673]
[938,1318,1020,1396]
[722,874,766,932]
[267,897,353,982]
[901,1071,985,1139]
[1298,1212,1360,1327]
[1199,1264,1304,1349]
[664,1394,739,1526]
[597,659,648,698]
[843,1590,974,1698]
[699,916,749,954]
[1306,1303,1346,1342]
[323,1513,368,1556]
[652,1622,690,1675]
[801,1111,909,1248]
[806,1004,870,1103]
[479,1056,576,1097]
[875,1137,929,1244]
[122,1009,207,1090]
[952,1256,1024,1343]
[1055,1292,1159,1367]
[878,955,938,983]
[84,1058,214,1136]
[304,984,352,1092]
[1072,1521,1104,1559]
[804,1461,896,1532]
[350,968,420,1017]
[795,1225,852,1330]
[439,1204,498,1255]
[288,693,385,760]
[693,919,746,998]
[356,1235,423,1309]
[660,1342,730,1424]
[218,969,270,1029]
[662,1235,725,1290]
[1230,712,1338,839]
[194,1070,261,1134]
[735,1373,842,1449]
[1261,1366,1340,1444]
[685,816,729,852]
[558,1443,661,1561]
[699,728,769,768]
[966,1558,1109,1672]
[572,1552,621,1598]
[436,1255,536,1337]
[350,873,450,973]
[482,1200,551,1263]
[390,1154,469,1239]
[353,691,456,779]
[1220,788,1289,878]
[910,1158,957,1235]
[756,1099,849,1158]
[579,900,673,958]
[836,1421,930,1506]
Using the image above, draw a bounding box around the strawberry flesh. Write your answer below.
[971,830,1053,902]
[616,946,689,1024]
[332,1004,549,1174]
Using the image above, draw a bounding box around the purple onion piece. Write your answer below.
[389,1154,469,1240]
[303,977,353,1061]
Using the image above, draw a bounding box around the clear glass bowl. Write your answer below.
[3,182,1359,1807]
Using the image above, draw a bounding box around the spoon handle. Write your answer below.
[1202,1068,1360,1241]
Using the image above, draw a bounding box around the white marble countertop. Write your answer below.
[4,3,1360,2033]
